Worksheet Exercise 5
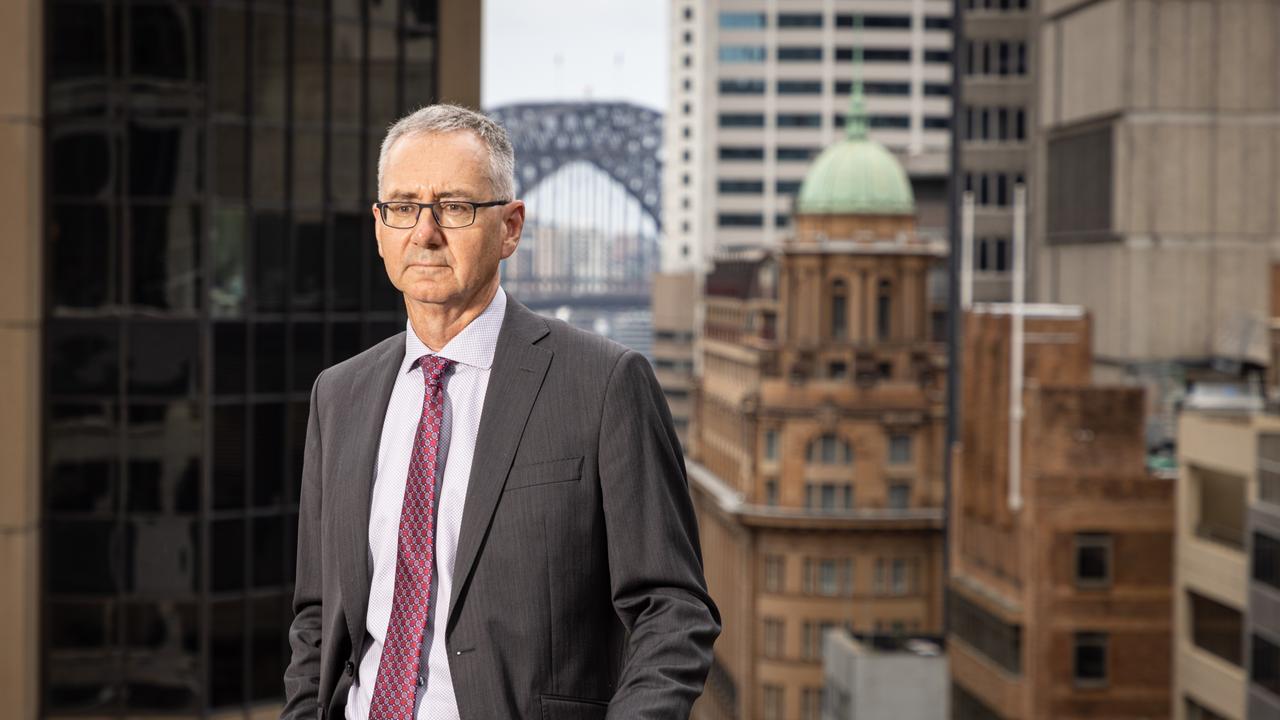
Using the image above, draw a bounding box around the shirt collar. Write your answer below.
[402,285,507,373]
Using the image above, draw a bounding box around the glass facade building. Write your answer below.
[37,0,478,715]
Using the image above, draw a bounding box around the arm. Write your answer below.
[598,350,722,719]
[281,373,326,720]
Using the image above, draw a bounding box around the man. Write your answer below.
[280,104,719,720]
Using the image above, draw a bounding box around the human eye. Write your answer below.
[388,203,417,215]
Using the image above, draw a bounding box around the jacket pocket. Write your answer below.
[539,693,608,720]
[504,456,583,491]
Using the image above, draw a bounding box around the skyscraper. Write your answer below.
[2,1,480,716]
[663,0,954,272]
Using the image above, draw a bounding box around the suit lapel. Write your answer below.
[337,334,405,649]
[447,296,551,631]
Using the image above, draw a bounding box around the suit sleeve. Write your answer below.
[282,372,326,720]
[598,350,722,719]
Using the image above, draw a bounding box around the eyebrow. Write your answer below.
[383,188,476,201]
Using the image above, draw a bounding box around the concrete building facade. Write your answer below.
[821,629,948,720]
[949,306,1174,719]
[662,0,954,272]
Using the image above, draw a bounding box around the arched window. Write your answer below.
[806,433,853,465]
[877,279,892,340]
[830,278,848,340]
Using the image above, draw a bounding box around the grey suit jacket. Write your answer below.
[281,293,720,720]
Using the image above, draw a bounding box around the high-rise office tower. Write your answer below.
[662,0,954,273]
[2,1,480,717]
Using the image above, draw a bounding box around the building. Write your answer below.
[2,1,480,717]
[663,0,954,272]
[652,271,700,447]
[687,82,950,720]
[949,305,1174,719]
[954,0,1032,301]
[1030,0,1280,447]
[821,629,948,720]
[1174,399,1280,720]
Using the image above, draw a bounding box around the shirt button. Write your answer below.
[344,661,355,676]
[416,675,425,687]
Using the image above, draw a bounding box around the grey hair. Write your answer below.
[376,104,516,200]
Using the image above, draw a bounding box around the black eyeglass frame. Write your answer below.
[373,199,512,229]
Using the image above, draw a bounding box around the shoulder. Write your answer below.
[313,330,405,395]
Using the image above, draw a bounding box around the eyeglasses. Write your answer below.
[374,199,510,229]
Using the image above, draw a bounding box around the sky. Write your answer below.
[482,0,668,112]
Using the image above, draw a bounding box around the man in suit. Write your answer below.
[280,104,720,720]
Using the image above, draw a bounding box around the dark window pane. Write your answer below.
[50,203,116,310]
[331,322,362,364]
[1254,531,1280,591]
[129,3,204,83]
[251,10,287,122]
[125,517,199,594]
[251,126,285,205]
[254,212,289,312]
[209,600,246,708]
[213,123,247,199]
[720,146,765,161]
[213,404,246,510]
[50,127,116,197]
[127,321,198,395]
[250,594,288,700]
[49,321,120,396]
[211,207,247,317]
[293,129,324,205]
[403,25,436,111]
[254,403,285,508]
[331,133,365,210]
[287,401,310,503]
[214,322,247,394]
[49,2,109,81]
[292,323,325,394]
[1190,591,1243,666]
[126,401,201,514]
[254,323,287,394]
[293,13,326,124]
[212,6,247,116]
[48,602,114,651]
[332,22,364,127]
[48,519,119,594]
[130,122,202,198]
[368,26,399,129]
[46,651,119,713]
[130,204,201,311]
[211,519,246,592]
[1073,632,1107,684]
[333,213,366,311]
[720,78,766,95]
[253,516,285,587]
[292,215,325,311]
[1253,633,1280,697]
[48,402,118,514]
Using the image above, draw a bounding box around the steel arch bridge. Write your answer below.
[488,101,663,311]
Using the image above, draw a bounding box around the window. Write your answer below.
[924,16,951,30]
[720,12,766,29]
[806,483,853,511]
[1259,434,1280,505]
[719,45,767,63]
[950,591,1023,675]
[763,685,784,720]
[828,362,848,379]
[778,113,822,128]
[719,179,765,194]
[924,49,951,64]
[830,279,848,340]
[1073,632,1108,686]
[1075,533,1112,588]
[765,479,779,506]
[763,429,779,461]
[778,46,823,62]
[776,179,802,195]
[837,48,911,63]
[888,434,912,464]
[779,13,823,28]
[807,434,852,465]
[819,559,839,596]
[888,483,910,509]
[764,617,784,658]
[720,78,766,95]
[802,620,838,660]
[891,559,908,595]
[1194,466,1245,549]
[718,213,764,228]
[764,555,785,592]
[924,82,950,96]
[1185,696,1229,720]
[778,80,822,95]
[877,280,892,339]
[777,146,817,161]
[1255,531,1280,591]
[1253,633,1280,697]
[801,687,822,720]
[924,116,949,130]
[720,146,765,161]
[1189,590,1243,666]
[719,113,765,128]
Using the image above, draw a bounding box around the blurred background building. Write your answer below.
[3,0,480,716]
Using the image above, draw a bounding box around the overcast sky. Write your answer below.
[482,0,668,112]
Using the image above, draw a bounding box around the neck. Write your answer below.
[405,278,500,351]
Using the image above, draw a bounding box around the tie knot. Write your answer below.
[414,355,454,387]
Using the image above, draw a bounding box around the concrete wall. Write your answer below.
[0,0,41,717]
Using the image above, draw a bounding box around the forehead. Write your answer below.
[382,130,491,195]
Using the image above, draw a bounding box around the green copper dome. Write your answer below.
[794,20,915,217]
[794,139,916,216]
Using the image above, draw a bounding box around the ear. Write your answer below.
[499,200,525,260]
[371,204,387,259]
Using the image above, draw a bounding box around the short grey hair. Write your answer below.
[377,104,516,200]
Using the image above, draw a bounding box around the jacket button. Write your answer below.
[345,660,355,676]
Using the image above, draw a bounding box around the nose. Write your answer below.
[409,205,445,246]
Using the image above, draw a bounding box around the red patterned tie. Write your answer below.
[368,355,453,720]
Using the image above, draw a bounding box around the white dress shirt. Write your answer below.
[345,286,507,720]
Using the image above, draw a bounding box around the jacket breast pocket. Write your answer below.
[539,693,608,720]
[504,456,583,492]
